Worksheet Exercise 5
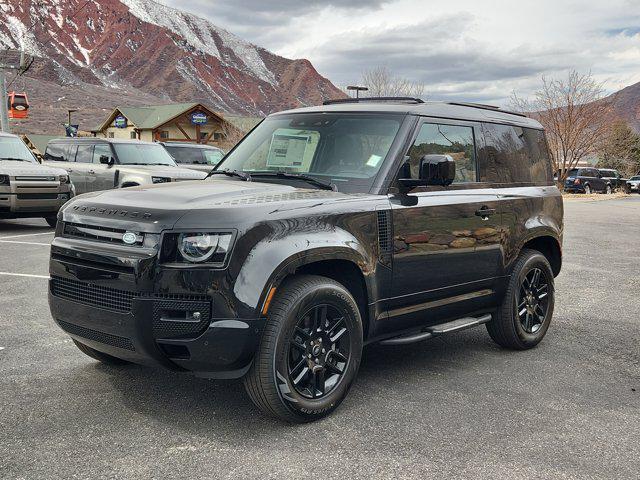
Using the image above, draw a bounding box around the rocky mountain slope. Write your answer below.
[607,81,640,133]
[0,0,345,134]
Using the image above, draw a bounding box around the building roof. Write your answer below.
[275,100,544,129]
[95,103,223,131]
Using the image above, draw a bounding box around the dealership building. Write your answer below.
[91,103,260,149]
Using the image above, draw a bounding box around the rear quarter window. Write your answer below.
[44,143,67,161]
[479,124,553,185]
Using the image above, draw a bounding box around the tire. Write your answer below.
[486,249,555,350]
[72,339,130,366]
[605,185,612,194]
[44,216,57,228]
[243,275,363,423]
[584,184,592,194]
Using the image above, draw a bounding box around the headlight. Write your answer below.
[152,176,171,184]
[59,174,70,184]
[0,174,9,186]
[176,232,234,264]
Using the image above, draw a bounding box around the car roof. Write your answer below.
[161,142,222,150]
[273,100,544,130]
[48,137,157,146]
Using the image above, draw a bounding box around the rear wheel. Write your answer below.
[244,275,363,423]
[584,184,592,194]
[487,249,555,350]
[44,216,57,228]
[605,184,612,194]
[72,339,130,366]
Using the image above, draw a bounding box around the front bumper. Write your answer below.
[48,237,263,378]
[0,178,72,217]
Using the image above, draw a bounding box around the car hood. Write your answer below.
[61,178,360,233]
[0,160,68,177]
[118,165,207,180]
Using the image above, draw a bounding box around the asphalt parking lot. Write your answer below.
[1,198,639,480]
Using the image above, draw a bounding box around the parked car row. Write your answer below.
[563,167,630,194]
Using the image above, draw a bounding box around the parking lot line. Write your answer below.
[0,272,50,279]
[0,231,54,240]
[0,240,51,246]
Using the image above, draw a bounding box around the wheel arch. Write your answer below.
[521,235,562,277]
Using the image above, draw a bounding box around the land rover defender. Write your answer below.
[48,99,563,423]
[0,132,73,227]
[43,138,206,194]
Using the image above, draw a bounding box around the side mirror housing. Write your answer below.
[397,154,456,191]
[419,154,456,186]
[100,155,115,166]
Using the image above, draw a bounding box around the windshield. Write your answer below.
[216,113,404,192]
[113,143,177,166]
[0,136,37,163]
[631,176,640,181]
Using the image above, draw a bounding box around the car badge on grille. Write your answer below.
[122,232,138,245]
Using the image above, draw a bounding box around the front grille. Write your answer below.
[51,276,134,313]
[58,320,135,351]
[17,193,59,200]
[63,222,144,246]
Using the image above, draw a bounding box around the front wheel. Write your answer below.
[487,249,555,350]
[244,275,363,423]
[605,185,612,194]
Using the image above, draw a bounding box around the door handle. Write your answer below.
[88,170,95,174]
[67,168,73,173]
[475,207,497,220]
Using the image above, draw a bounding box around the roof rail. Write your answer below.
[323,97,425,106]
[447,102,528,118]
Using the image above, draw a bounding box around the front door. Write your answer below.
[89,144,118,191]
[379,120,503,335]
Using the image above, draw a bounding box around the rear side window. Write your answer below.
[480,124,553,184]
[407,123,476,183]
[164,146,205,164]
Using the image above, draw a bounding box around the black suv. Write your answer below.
[48,99,563,423]
[599,168,628,192]
[563,167,610,194]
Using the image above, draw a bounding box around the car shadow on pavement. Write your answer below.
[89,328,500,433]
[0,219,52,234]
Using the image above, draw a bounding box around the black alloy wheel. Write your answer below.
[516,267,550,334]
[288,304,351,399]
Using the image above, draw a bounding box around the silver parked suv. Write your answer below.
[43,138,206,195]
[0,132,73,227]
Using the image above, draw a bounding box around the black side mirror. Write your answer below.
[100,155,115,166]
[419,154,456,186]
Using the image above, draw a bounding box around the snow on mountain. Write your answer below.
[0,0,344,134]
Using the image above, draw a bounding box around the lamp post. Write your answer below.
[346,85,369,99]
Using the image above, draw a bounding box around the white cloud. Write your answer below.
[160,0,640,104]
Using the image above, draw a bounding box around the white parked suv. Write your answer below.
[0,132,73,227]
[42,138,206,195]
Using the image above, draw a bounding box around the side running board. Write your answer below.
[380,314,492,346]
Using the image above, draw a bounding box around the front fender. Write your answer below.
[233,228,375,317]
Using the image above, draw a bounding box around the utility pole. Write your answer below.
[0,48,31,133]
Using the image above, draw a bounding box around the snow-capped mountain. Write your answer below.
[0,0,345,133]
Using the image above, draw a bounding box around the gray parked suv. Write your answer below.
[0,132,73,227]
[43,138,206,194]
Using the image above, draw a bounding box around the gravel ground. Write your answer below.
[0,198,638,480]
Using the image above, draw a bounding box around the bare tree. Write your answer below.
[219,120,247,150]
[360,66,425,99]
[510,71,615,185]
[597,120,640,176]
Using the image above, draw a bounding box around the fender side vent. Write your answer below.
[377,210,392,266]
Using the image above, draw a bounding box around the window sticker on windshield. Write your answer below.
[267,133,310,168]
[366,154,383,167]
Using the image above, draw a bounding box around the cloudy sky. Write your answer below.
[162,0,640,105]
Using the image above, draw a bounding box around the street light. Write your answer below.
[346,85,369,99]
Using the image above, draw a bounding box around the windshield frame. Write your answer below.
[214,112,411,194]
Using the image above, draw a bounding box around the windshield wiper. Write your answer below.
[0,157,30,162]
[250,172,336,191]
[206,169,252,181]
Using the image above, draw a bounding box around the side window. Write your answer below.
[92,144,112,164]
[204,150,224,165]
[407,123,476,183]
[75,145,93,163]
[480,124,552,185]
[44,144,66,161]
